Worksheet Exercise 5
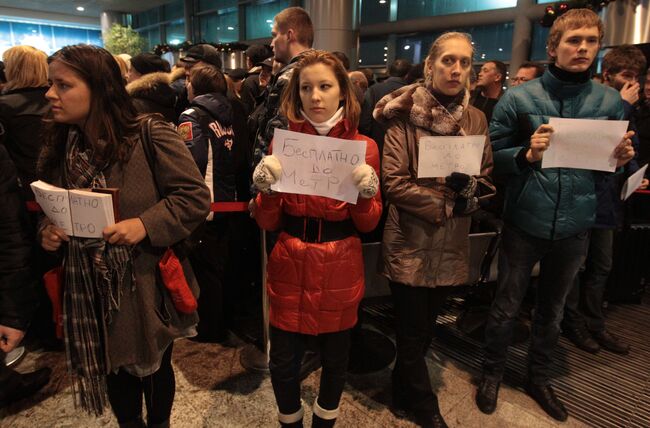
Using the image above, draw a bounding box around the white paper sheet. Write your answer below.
[31,180,73,235]
[30,181,116,238]
[621,164,648,201]
[417,135,485,178]
[541,118,629,172]
[270,128,367,204]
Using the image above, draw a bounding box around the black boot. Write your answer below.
[312,400,338,428]
[148,419,170,428]
[592,330,630,355]
[119,418,145,428]
[475,377,500,415]
[413,410,448,428]
[563,325,600,354]
[279,405,304,428]
[0,367,51,408]
[525,382,568,422]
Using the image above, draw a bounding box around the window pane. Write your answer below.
[395,23,514,65]
[531,23,550,61]
[165,20,185,45]
[135,9,160,28]
[0,19,100,56]
[200,11,238,43]
[246,0,290,40]
[361,0,390,25]
[359,37,389,66]
[198,0,238,12]
[164,0,185,21]
[397,0,516,20]
[141,27,161,52]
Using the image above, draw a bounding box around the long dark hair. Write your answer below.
[40,44,140,176]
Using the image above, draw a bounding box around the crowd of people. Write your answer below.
[0,5,649,428]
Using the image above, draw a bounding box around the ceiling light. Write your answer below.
[498,48,503,52]
[379,0,386,3]
[76,6,84,11]
[403,45,410,50]
[227,26,234,30]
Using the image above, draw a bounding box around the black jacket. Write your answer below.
[179,92,251,204]
[0,144,38,330]
[359,76,408,154]
[0,86,49,199]
[126,72,177,123]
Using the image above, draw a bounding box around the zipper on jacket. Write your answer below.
[550,98,565,240]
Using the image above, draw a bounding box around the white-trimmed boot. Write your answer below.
[278,403,304,427]
[312,398,339,428]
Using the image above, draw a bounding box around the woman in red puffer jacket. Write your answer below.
[253,50,382,428]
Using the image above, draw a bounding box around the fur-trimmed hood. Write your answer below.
[126,72,172,98]
[372,83,470,136]
[169,66,186,83]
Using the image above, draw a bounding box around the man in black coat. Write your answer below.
[359,59,412,155]
[0,143,51,408]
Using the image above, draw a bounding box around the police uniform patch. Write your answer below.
[178,121,193,141]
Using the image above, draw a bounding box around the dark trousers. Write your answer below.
[563,228,614,333]
[483,225,588,385]
[106,344,175,425]
[269,326,351,415]
[390,281,452,417]
[190,221,230,341]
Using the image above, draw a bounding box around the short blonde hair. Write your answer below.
[281,50,360,129]
[3,45,48,90]
[547,9,604,59]
[113,55,129,83]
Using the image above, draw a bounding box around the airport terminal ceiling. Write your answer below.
[0,0,171,17]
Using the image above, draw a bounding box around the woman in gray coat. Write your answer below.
[37,45,210,427]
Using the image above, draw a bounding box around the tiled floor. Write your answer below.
[1,335,588,428]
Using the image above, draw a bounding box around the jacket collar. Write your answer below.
[289,117,356,139]
[541,68,593,98]
[372,83,469,136]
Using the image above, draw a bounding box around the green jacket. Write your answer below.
[490,70,625,240]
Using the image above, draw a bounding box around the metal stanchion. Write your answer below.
[240,229,270,373]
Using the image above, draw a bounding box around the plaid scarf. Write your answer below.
[62,128,133,416]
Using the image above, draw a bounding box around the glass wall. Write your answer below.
[165,20,186,45]
[394,23,514,65]
[530,23,550,61]
[199,9,239,43]
[361,0,391,25]
[359,37,389,66]
[0,19,101,56]
[245,0,290,40]
[397,0,517,21]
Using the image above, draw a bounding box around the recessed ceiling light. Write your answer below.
[76,6,84,11]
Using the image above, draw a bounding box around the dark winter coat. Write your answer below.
[37,118,210,372]
[359,76,409,153]
[490,69,625,240]
[0,144,38,331]
[127,72,178,123]
[0,86,50,199]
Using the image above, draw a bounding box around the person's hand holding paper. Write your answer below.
[526,124,554,163]
[540,118,633,172]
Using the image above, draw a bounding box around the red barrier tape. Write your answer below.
[26,200,249,213]
[635,190,650,195]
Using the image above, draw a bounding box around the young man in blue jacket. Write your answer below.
[476,9,636,421]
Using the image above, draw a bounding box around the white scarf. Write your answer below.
[300,107,344,136]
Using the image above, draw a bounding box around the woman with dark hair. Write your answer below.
[252,50,382,427]
[37,44,210,427]
[373,32,495,427]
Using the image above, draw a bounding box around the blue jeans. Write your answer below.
[563,228,614,333]
[483,225,588,385]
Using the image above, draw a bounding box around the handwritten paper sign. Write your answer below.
[417,135,485,178]
[31,180,116,238]
[270,128,367,204]
[542,118,629,172]
[621,164,648,201]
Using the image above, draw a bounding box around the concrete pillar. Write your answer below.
[100,10,123,41]
[602,0,650,47]
[509,0,534,77]
[184,0,194,43]
[304,0,359,68]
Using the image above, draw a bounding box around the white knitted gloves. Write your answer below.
[253,155,282,194]
[352,164,379,199]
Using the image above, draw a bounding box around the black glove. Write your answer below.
[453,196,478,215]
[445,172,477,199]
